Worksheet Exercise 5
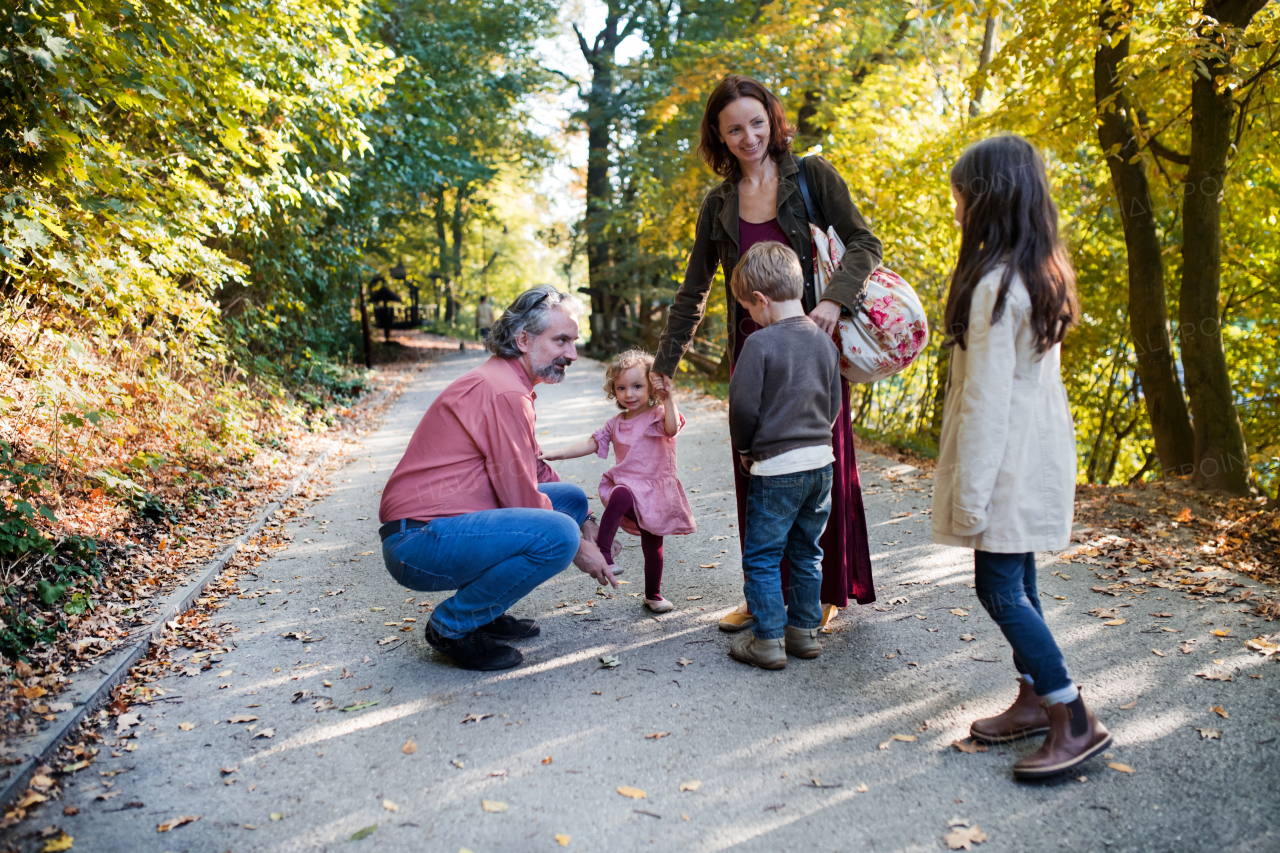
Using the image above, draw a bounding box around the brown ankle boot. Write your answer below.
[1013,692,1111,780]
[970,679,1050,744]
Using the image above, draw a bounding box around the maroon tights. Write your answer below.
[595,486,664,600]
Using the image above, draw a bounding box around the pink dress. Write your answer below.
[592,406,697,538]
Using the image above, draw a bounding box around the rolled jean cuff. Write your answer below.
[752,628,785,641]
[787,619,821,631]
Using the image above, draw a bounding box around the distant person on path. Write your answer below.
[476,295,495,340]
[542,349,696,613]
[378,285,616,672]
[651,74,881,633]
[933,135,1110,779]
[725,242,841,670]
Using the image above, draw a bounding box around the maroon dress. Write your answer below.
[732,218,876,606]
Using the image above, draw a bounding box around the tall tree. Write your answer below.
[1093,0,1197,477]
[1178,0,1269,492]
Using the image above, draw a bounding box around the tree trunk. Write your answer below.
[1178,0,1266,493]
[449,185,469,322]
[1094,1,1197,478]
[968,12,1000,117]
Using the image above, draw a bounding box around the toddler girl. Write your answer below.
[542,350,695,611]
[933,134,1108,779]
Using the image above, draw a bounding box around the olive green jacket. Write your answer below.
[654,152,882,377]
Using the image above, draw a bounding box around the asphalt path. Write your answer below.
[38,351,1280,853]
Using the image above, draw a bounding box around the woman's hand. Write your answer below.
[809,299,843,336]
[650,372,672,399]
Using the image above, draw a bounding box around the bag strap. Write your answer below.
[795,156,828,232]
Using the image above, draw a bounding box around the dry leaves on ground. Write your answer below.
[461,713,493,724]
[1196,727,1222,739]
[1107,761,1134,774]
[617,786,646,799]
[944,820,988,850]
[878,734,917,750]
[402,740,417,754]
[1212,706,1229,718]
[480,800,507,813]
[157,815,200,832]
[951,739,988,754]
[555,834,571,846]
[680,780,701,792]
[645,732,670,740]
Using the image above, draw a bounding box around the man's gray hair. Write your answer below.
[486,285,582,359]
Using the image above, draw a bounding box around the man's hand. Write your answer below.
[809,298,843,335]
[574,536,617,588]
[582,520,621,561]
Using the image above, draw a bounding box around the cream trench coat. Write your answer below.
[931,266,1077,553]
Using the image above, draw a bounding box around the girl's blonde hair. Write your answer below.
[603,349,657,410]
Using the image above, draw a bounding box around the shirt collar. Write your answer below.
[499,355,537,395]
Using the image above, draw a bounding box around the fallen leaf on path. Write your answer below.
[878,734,917,749]
[1212,706,1228,719]
[402,741,417,755]
[1152,649,1166,657]
[686,595,704,600]
[944,823,988,849]
[617,786,646,799]
[677,658,693,666]
[951,739,988,754]
[555,834,571,847]
[680,780,701,792]
[541,756,552,764]
[377,637,398,645]
[178,722,195,731]
[39,833,73,852]
[698,564,719,569]
[157,815,200,832]
[115,713,140,735]
[462,713,493,724]
[480,800,507,813]
[1197,727,1223,738]
[949,608,968,617]
[1195,670,1233,682]
[1104,619,1126,626]
[349,825,376,841]
[270,813,283,821]
[645,731,670,740]
[228,715,258,724]
[451,759,465,769]
[1246,636,1280,656]
[1212,629,1231,637]
[598,655,620,669]
[960,634,975,642]
[1120,701,1138,710]
[370,607,385,612]
[1182,643,1195,654]
[253,728,275,739]
[382,800,397,812]
[1088,608,1119,619]
[342,701,379,712]
[1106,762,1134,774]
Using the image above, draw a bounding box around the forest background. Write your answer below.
[1,0,1278,662]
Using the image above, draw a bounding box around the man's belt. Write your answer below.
[378,519,428,541]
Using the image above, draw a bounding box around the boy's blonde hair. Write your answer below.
[730,241,804,304]
[603,349,657,410]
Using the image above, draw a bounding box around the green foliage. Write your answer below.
[0,440,54,562]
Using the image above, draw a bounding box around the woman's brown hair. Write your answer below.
[945,134,1079,354]
[697,75,795,182]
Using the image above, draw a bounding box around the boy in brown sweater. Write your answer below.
[727,242,842,669]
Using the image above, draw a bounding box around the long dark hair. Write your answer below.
[697,75,795,182]
[945,135,1079,353]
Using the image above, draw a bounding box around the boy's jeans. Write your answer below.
[741,465,833,640]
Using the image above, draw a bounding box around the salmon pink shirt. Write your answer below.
[379,357,560,524]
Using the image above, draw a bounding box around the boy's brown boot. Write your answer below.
[970,679,1050,743]
[784,625,821,659]
[1012,692,1111,780]
[728,633,786,670]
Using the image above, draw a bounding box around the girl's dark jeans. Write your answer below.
[973,550,1072,696]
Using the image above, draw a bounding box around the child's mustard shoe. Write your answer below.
[718,603,756,633]
[728,633,786,670]
[644,595,673,613]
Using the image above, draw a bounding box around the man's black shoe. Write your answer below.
[424,621,522,671]
[478,614,540,640]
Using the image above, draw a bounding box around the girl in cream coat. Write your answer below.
[933,135,1110,780]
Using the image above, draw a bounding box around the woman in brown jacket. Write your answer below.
[651,74,881,629]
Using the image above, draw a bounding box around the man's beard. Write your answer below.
[533,356,572,383]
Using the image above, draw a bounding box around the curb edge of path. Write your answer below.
[0,366,423,813]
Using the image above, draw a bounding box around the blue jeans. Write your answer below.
[973,551,1072,695]
[381,483,587,638]
[741,465,833,640]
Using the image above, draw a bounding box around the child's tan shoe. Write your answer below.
[819,604,839,629]
[784,625,821,659]
[718,603,756,633]
[728,633,786,670]
[644,595,673,613]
